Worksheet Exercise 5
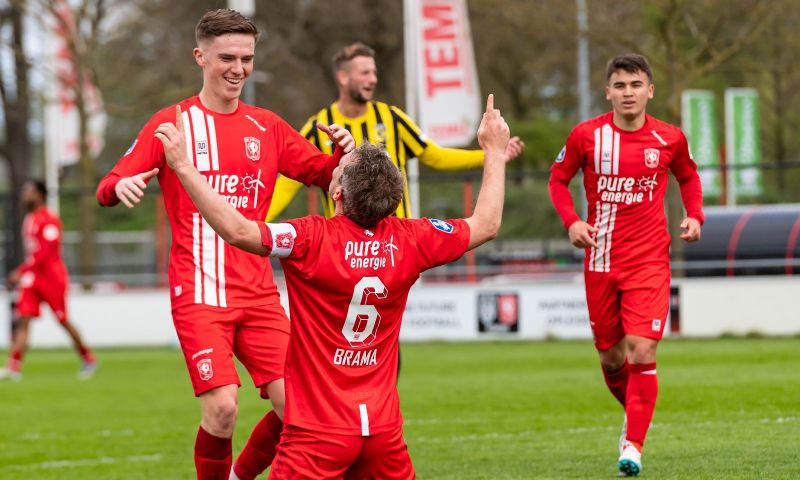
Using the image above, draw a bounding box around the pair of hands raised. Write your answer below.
[114,106,357,208]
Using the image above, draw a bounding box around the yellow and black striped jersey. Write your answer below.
[267,100,484,221]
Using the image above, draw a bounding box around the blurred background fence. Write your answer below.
[3,162,799,289]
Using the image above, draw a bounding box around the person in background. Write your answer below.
[0,180,97,382]
[548,53,703,477]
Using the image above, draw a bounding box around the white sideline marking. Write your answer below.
[20,429,134,441]
[2,454,161,471]
[408,415,798,445]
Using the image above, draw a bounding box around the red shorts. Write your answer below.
[172,302,290,396]
[269,425,414,480]
[584,263,670,350]
[16,272,68,323]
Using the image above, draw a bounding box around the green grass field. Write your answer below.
[0,339,798,479]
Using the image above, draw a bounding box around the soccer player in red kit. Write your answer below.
[154,94,510,479]
[95,10,354,479]
[0,180,96,381]
[548,54,703,477]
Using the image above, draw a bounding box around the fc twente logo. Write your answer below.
[644,148,660,168]
[244,137,261,161]
[275,232,294,250]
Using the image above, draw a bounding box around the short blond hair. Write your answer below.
[331,42,375,74]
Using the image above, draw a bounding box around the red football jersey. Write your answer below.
[97,96,340,309]
[262,215,470,436]
[19,207,68,286]
[549,112,704,272]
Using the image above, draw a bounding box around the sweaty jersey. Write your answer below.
[267,101,484,220]
[18,207,68,287]
[97,96,340,309]
[549,112,704,272]
[261,215,470,436]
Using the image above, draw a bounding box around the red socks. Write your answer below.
[232,411,284,480]
[625,362,658,450]
[9,350,23,372]
[602,360,629,407]
[78,345,95,364]
[194,426,232,480]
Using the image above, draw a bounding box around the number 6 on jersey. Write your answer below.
[342,277,388,348]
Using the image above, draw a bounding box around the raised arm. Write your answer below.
[154,106,266,255]
[464,94,510,250]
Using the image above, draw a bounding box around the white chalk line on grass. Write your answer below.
[410,415,798,445]
[2,454,162,472]
[20,428,134,441]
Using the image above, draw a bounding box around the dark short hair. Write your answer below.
[340,144,404,228]
[195,9,259,45]
[332,42,375,73]
[606,53,653,83]
[26,179,47,199]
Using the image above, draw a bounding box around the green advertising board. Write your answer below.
[681,90,721,197]
[725,88,762,201]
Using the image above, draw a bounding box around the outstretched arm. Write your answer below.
[419,136,525,170]
[154,106,267,255]
[464,94,510,250]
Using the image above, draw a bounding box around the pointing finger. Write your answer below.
[317,122,332,136]
[486,94,494,113]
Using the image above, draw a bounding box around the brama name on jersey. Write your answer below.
[596,174,659,205]
[333,347,378,367]
[344,235,399,270]
[203,170,265,209]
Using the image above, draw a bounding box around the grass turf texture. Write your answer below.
[0,339,798,479]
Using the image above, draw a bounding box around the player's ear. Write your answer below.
[335,68,349,89]
[331,185,344,202]
[647,83,655,99]
[193,47,205,67]
[605,85,611,101]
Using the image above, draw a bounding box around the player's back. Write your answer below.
[276,214,469,436]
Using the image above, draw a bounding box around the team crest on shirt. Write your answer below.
[429,218,454,233]
[196,359,214,381]
[244,136,261,161]
[644,148,660,168]
[555,146,566,163]
[275,232,294,249]
[375,123,387,144]
[124,139,137,156]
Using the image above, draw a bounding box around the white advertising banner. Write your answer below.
[404,0,481,147]
[4,278,797,349]
[400,286,476,341]
[521,286,592,340]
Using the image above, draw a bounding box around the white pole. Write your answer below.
[404,0,420,218]
[42,12,60,214]
[576,0,590,219]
